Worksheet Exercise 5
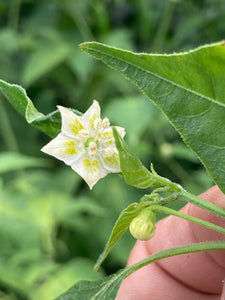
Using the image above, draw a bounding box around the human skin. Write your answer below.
[116,186,225,300]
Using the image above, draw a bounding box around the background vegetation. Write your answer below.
[0,0,224,299]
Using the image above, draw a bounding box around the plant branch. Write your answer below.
[149,205,225,235]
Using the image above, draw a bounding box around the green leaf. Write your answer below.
[94,202,143,272]
[80,41,225,193]
[0,152,48,173]
[0,79,81,138]
[56,241,225,300]
[112,127,155,189]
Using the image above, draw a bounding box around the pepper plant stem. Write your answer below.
[152,173,225,219]
[180,189,225,219]
[124,241,225,279]
[149,205,225,235]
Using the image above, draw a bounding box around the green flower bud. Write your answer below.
[129,208,156,241]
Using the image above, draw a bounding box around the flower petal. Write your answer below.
[41,133,84,165]
[71,156,107,189]
[99,126,126,146]
[99,128,114,145]
[82,100,101,131]
[57,106,84,138]
[99,148,121,173]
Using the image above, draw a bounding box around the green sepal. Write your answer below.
[112,127,156,189]
[94,202,144,272]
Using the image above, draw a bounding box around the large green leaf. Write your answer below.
[80,41,225,193]
[56,241,225,300]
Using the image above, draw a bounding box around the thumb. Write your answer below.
[116,186,225,300]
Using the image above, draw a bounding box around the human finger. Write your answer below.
[116,186,225,299]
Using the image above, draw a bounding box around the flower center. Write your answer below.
[88,142,98,156]
[85,137,94,148]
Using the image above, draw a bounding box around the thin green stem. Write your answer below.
[140,192,179,206]
[180,189,225,219]
[149,205,225,235]
[124,241,225,278]
[151,170,182,192]
[96,241,225,299]
[151,172,225,219]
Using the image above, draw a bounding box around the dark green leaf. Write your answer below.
[80,41,225,193]
[0,79,81,138]
[55,276,119,300]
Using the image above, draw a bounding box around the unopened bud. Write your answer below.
[129,208,155,241]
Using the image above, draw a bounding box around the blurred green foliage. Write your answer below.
[0,0,223,298]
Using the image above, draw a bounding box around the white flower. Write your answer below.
[41,100,125,189]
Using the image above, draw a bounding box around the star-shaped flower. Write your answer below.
[41,100,125,189]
